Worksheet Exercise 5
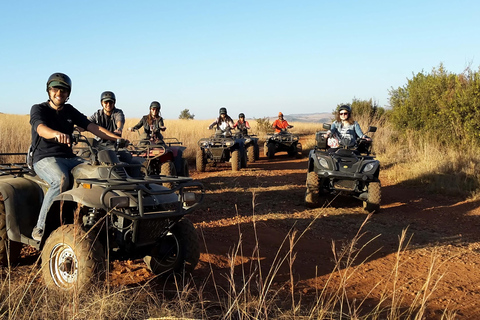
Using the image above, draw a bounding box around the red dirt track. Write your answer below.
[11,148,480,319]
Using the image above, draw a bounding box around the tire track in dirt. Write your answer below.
[189,152,480,319]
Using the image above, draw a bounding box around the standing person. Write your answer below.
[272,112,293,133]
[30,72,121,241]
[208,107,234,133]
[88,91,125,141]
[127,101,166,143]
[233,113,250,135]
[324,105,371,148]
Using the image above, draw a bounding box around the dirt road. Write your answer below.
[12,148,480,319]
[184,150,480,319]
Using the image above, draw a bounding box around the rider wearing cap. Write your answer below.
[208,107,234,132]
[29,73,121,241]
[89,91,125,142]
[272,112,293,133]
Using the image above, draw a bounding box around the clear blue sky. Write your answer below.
[1,0,478,120]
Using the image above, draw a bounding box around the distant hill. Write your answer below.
[260,112,333,123]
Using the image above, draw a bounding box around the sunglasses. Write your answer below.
[339,112,349,115]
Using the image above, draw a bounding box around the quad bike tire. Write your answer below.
[0,202,22,266]
[161,161,176,189]
[231,149,240,171]
[254,144,260,161]
[363,181,381,213]
[196,148,206,172]
[144,218,200,276]
[181,158,190,177]
[288,145,297,157]
[241,149,248,169]
[305,171,321,208]
[247,145,255,162]
[267,143,276,159]
[263,143,268,157]
[41,224,106,291]
[295,144,303,159]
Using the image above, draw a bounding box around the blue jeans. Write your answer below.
[33,156,85,230]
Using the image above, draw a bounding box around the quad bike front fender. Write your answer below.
[55,184,178,210]
[0,177,44,243]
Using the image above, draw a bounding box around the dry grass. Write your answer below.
[2,112,479,198]
[0,211,456,319]
[0,112,475,318]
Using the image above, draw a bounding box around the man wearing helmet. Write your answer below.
[324,104,370,148]
[29,73,122,241]
[272,112,293,133]
[208,107,234,132]
[88,91,125,141]
[233,113,250,135]
[127,101,166,143]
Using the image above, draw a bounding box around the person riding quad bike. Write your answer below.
[233,113,259,162]
[197,107,247,171]
[305,105,381,212]
[264,112,301,159]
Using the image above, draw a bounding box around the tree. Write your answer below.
[179,109,195,120]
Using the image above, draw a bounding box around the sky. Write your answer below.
[1,0,479,120]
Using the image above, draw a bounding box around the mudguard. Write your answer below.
[0,177,44,242]
[55,184,178,210]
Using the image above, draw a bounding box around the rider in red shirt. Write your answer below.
[272,112,293,133]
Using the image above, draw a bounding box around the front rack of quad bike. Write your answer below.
[197,135,237,148]
[266,132,299,143]
[76,175,205,218]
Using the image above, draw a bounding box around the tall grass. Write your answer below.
[0,210,455,319]
[1,113,480,198]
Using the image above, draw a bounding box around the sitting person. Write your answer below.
[324,105,371,148]
[208,107,234,135]
[127,101,166,144]
[233,113,250,135]
[88,91,125,142]
[272,112,293,133]
[30,73,121,241]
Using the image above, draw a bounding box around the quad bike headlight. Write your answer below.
[225,141,234,147]
[317,156,329,169]
[244,138,251,144]
[362,162,375,173]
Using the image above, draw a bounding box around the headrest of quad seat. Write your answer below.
[97,149,120,164]
[334,148,359,157]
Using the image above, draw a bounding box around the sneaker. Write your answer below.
[32,227,43,241]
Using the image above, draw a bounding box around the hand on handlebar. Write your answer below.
[54,132,71,147]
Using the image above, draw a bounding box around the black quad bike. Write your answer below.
[264,129,302,159]
[234,130,259,163]
[0,133,204,291]
[196,130,247,172]
[305,123,381,213]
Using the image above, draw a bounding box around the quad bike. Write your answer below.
[125,132,189,188]
[264,128,302,159]
[196,129,247,172]
[305,123,381,213]
[235,130,260,163]
[0,133,204,291]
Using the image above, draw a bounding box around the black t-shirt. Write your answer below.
[30,101,91,163]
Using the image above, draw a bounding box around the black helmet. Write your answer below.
[101,91,116,103]
[46,73,72,92]
[338,105,352,113]
[219,107,227,115]
[239,113,245,118]
[150,101,161,109]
